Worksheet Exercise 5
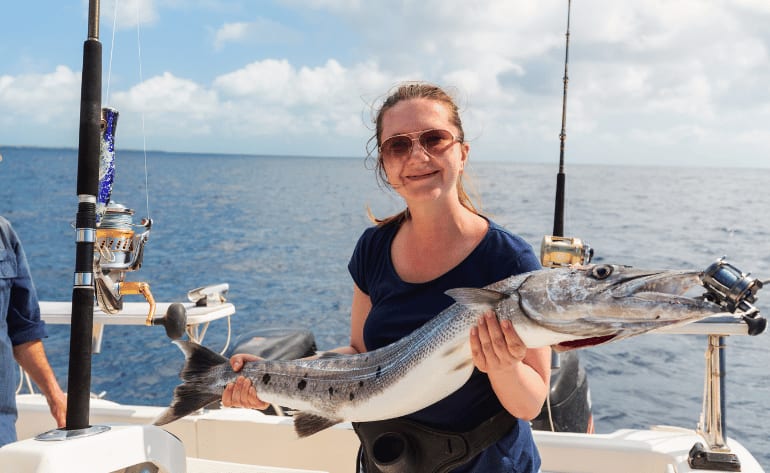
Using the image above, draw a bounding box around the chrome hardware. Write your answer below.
[540,235,593,268]
[94,202,155,325]
[188,283,229,307]
[701,257,763,315]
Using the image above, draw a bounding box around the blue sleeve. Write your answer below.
[348,226,374,295]
[0,218,47,346]
[485,221,541,281]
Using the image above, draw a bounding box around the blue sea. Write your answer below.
[2,146,769,469]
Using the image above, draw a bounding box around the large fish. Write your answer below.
[155,264,727,437]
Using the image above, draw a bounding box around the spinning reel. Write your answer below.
[93,107,185,339]
[94,202,153,317]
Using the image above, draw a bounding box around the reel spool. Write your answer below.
[94,202,155,324]
[701,257,766,335]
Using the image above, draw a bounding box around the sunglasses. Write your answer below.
[379,129,461,160]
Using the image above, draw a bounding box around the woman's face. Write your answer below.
[379,98,469,206]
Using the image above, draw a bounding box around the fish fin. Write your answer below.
[153,385,221,426]
[175,340,229,381]
[154,341,229,426]
[553,334,619,352]
[445,287,509,311]
[293,412,343,438]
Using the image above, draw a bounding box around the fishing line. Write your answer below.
[104,0,152,222]
[134,0,152,221]
[105,0,119,105]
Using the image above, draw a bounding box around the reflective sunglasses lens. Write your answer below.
[382,136,413,157]
[419,129,454,152]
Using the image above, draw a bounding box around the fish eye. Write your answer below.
[591,265,613,280]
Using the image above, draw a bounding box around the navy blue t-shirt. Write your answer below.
[347,218,541,431]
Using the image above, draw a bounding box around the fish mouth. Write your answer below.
[609,268,715,308]
[612,269,699,294]
[548,267,722,351]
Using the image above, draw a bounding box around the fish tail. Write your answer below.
[154,340,228,426]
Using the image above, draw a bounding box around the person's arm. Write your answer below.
[4,220,67,428]
[470,311,550,420]
[223,284,371,409]
[13,340,66,427]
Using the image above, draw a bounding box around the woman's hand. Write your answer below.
[470,309,551,420]
[470,310,527,373]
[221,353,270,410]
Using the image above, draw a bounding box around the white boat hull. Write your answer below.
[9,393,765,473]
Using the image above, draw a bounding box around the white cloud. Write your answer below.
[212,18,301,51]
[210,58,393,143]
[3,0,770,166]
[0,66,80,123]
[109,72,220,140]
[279,0,362,10]
[213,59,295,100]
[213,22,250,50]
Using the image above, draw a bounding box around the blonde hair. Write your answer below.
[365,82,479,226]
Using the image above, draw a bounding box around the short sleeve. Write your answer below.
[483,221,541,282]
[0,217,47,346]
[348,227,374,295]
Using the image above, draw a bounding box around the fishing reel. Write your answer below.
[540,235,594,268]
[701,257,766,335]
[94,202,155,322]
[93,107,160,328]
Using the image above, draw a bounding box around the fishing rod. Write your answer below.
[541,0,591,269]
[65,0,103,434]
[553,0,570,239]
[38,0,185,443]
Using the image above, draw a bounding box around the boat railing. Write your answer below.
[16,284,235,398]
[656,313,765,470]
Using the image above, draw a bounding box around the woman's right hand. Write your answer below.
[222,353,270,410]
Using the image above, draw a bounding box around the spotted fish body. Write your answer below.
[155,264,724,437]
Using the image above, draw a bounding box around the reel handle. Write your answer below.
[152,303,187,340]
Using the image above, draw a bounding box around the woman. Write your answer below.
[224,82,549,472]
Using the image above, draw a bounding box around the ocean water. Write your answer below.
[1,146,769,469]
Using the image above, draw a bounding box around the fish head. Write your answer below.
[515,264,723,350]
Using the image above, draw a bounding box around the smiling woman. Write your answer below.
[221,81,549,473]
[366,84,475,227]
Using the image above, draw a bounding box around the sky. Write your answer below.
[1,0,769,168]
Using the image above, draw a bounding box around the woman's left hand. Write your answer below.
[470,310,527,374]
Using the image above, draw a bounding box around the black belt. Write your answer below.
[353,410,517,473]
